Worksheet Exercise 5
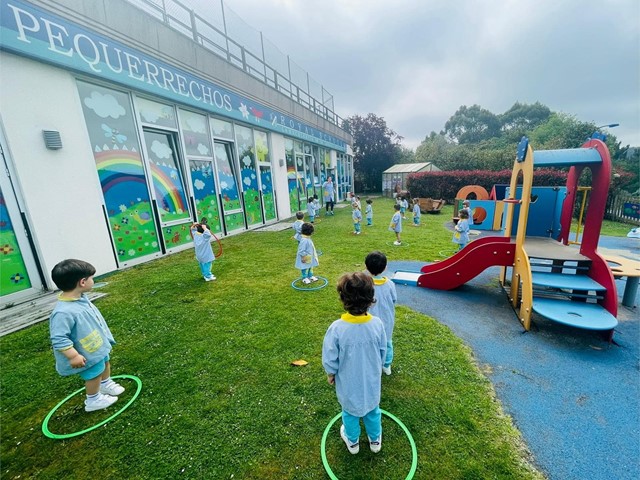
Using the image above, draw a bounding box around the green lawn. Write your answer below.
[1,199,547,479]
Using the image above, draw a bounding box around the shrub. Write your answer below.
[407,169,568,202]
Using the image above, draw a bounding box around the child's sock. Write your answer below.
[86,392,99,400]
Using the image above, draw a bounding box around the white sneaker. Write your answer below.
[85,393,118,412]
[369,434,382,453]
[382,366,392,376]
[100,380,125,396]
[393,241,401,246]
[205,275,216,282]
[309,276,319,282]
[340,424,359,454]
[302,278,312,285]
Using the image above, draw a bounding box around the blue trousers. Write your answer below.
[199,262,212,278]
[384,338,393,368]
[367,217,372,225]
[342,406,382,443]
[354,222,361,233]
[301,268,313,278]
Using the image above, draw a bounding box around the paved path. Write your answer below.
[388,236,639,480]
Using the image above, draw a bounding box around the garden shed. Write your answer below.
[382,162,440,197]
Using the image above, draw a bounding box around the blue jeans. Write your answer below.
[413,217,420,225]
[199,262,212,278]
[367,218,372,225]
[342,406,382,443]
[354,223,361,233]
[384,338,393,368]
[301,268,313,278]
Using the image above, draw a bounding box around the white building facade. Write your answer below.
[0,0,353,306]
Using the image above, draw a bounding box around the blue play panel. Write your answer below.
[532,298,618,331]
[531,272,607,291]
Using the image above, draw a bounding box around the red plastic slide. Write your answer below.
[418,237,516,290]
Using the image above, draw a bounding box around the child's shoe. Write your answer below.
[85,393,118,412]
[382,365,392,376]
[340,424,359,454]
[393,241,402,246]
[302,278,312,285]
[100,379,125,395]
[369,434,382,453]
[310,276,319,282]
[205,274,216,281]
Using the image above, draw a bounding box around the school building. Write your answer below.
[0,0,354,307]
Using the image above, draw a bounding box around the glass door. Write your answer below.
[213,141,245,232]
[254,130,276,222]
[141,128,193,252]
[0,132,42,306]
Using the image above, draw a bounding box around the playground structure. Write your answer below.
[394,134,619,338]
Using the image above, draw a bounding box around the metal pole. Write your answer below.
[260,31,267,83]
[221,0,230,62]
[189,9,198,43]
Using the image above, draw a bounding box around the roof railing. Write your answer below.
[125,0,343,128]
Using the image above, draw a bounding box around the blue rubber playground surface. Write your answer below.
[389,235,639,480]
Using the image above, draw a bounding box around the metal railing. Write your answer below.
[125,0,344,128]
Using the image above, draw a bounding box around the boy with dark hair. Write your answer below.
[49,259,124,412]
[365,251,397,375]
[292,211,304,242]
[322,272,387,454]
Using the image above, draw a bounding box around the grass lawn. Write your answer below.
[1,199,545,479]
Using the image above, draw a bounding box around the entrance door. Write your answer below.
[0,133,42,306]
[213,142,245,232]
[295,153,307,210]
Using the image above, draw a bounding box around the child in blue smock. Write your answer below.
[352,203,362,234]
[412,198,421,226]
[306,197,316,223]
[295,222,319,284]
[292,211,304,242]
[400,197,408,219]
[322,272,387,454]
[365,251,397,375]
[365,199,373,226]
[453,209,470,250]
[49,259,125,412]
[191,218,216,281]
[389,204,402,245]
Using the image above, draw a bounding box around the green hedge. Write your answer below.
[407,169,568,202]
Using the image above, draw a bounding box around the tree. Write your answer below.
[415,131,452,165]
[444,105,501,144]
[500,102,552,142]
[342,113,403,192]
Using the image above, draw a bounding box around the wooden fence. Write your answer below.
[605,193,640,224]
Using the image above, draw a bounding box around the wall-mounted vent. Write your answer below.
[43,130,62,150]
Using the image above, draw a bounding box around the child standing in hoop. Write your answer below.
[365,199,373,226]
[322,272,387,454]
[295,222,319,284]
[49,259,125,412]
[389,204,402,246]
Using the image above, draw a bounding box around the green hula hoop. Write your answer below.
[321,409,418,480]
[42,374,142,439]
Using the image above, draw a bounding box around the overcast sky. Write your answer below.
[187,0,639,150]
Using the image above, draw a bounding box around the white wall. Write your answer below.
[269,133,292,219]
[0,53,118,286]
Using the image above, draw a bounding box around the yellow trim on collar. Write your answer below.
[341,313,373,324]
[58,294,80,301]
[373,277,388,285]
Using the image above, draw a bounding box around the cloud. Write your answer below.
[194,179,205,190]
[83,91,125,119]
[187,0,639,148]
[150,140,173,159]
